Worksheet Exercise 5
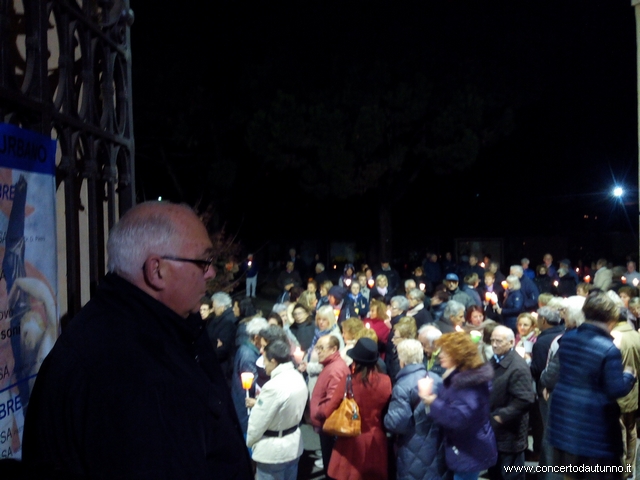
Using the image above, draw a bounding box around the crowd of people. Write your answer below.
[12,201,640,480]
[200,252,640,480]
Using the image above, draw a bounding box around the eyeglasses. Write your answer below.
[161,255,215,274]
[314,345,329,352]
[490,338,508,345]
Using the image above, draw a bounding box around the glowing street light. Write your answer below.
[613,187,624,198]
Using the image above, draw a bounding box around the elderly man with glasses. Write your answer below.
[22,201,253,480]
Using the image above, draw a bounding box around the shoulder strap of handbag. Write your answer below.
[345,374,354,399]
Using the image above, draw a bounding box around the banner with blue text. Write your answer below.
[0,123,57,460]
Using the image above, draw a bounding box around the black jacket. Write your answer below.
[206,307,237,382]
[489,349,535,452]
[23,273,252,480]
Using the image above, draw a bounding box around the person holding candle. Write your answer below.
[349,280,369,318]
[509,265,539,311]
[385,338,447,480]
[534,265,554,295]
[419,331,497,480]
[371,274,395,304]
[366,298,392,356]
[246,340,308,480]
[339,263,356,289]
[480,271,504,320]
[494,275,524,334]
[434,300,465,334]
[231,316,270,436]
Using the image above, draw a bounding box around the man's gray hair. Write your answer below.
[510,265,523,276]
[443,300,465,321]
[106,201,192,280]
[405,279,417,289]
[418,324,442,347]
[246,317,269,337]
[537,306,561,325]
[316,263,325,272]
[390,296,410,312]
[396,339,424,365]
[564,295,586,328]
[407,289,425,302]
[492,325,515,342]
[211,292,232,309]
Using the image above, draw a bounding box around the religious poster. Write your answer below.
[0,123,58,460]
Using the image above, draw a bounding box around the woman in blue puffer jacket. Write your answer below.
[384,339,449,480]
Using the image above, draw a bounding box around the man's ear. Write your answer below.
[142,255,166,291]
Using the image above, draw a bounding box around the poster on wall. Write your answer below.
[0,123,57,460]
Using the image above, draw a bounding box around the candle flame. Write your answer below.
[240,372,254,390]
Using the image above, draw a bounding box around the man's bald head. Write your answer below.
[107,201,215,317]
[107,202,195,282]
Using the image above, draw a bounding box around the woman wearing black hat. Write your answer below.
[325,338,393,480]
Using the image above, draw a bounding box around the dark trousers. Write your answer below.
[487,451,525,480]
[319,432,336,480]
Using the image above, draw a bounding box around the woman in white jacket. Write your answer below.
[246,340,309,480]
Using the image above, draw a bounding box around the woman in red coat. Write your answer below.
[326,337,393,480]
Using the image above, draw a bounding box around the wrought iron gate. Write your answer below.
[0,0,135,319]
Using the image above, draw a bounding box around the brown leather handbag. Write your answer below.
[322,374,361,437]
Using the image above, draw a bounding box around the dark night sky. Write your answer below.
[129,1,639,261]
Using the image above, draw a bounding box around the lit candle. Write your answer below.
[334,309,341,320]
[485,292,492,302]
[634,278,639,287]
[248,260,252,267]
[553,280,559,287]
[333,264,337,270]
[344,278,352,287]
[419,283,426,291]
[584,275,591,284]
[240,372,255,414]
[575,267,579,273]
[501,281,508,290]
[367,278,375,288]
[365,322,370,329]
[622,276,627,284]
[490,292,498,305]
[480,262,485,269]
